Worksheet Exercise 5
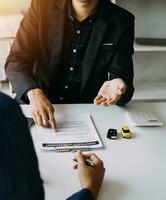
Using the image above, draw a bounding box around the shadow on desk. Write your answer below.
[99,179,128,200]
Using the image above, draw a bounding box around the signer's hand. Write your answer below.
[73,151,105,199]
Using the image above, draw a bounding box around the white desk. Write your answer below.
[21,102,166,200]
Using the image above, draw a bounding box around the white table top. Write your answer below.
[21,102,166,200]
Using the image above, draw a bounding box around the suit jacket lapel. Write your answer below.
[81,16,107,91]
[49,6,66,81]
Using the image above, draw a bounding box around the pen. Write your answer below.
[73,158,95,167]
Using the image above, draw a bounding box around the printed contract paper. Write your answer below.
[36,114,103,151]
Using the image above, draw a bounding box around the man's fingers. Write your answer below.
[106,100,114,106]
[94,95,102,103]
[41,111,49,127]
[107,99,117,106]
[76,151,86,165]
[107,97,119,105]
[96,94,112,106]
[95,97,107,105]
[35,111,43,126]
[107,95,121,105]
[94,92,110,104]
[99,91,111,99]
[95,98,106,105]
[100,98,109,106]
[90,153,103,166]
[32,112,37,124]
[94,79,127,106]
[31,106,56,129]
[48,111,56,129]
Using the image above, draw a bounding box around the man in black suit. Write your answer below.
[5,0,135,128]
[0,92,105,200]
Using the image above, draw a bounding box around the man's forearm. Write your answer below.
[5,0,40,101]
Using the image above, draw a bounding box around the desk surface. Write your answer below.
[21,102,166,200]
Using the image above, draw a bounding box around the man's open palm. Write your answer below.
[94,78,127,106]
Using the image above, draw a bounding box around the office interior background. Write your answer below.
[0,0,166,101]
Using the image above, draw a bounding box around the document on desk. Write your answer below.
[36,114,103,151]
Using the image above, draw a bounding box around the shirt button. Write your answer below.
[70,67,74,71]
[70,16,73,21]
[65,85,69,89]
[89,19,92,23]
[60,97,63,101]
[77,30,80,34]
[73,49,77,53]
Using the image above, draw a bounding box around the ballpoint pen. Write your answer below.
[73,158,95,167]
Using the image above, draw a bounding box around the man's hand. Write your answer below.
[27,88,56,129]
[94,78,127,106]
[73,151,105,199]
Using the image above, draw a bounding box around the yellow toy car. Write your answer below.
[121,126,132,139]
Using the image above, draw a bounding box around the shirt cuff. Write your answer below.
[21,86,40,104]
[66,188,94,200]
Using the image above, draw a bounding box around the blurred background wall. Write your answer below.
[0,0,30,14]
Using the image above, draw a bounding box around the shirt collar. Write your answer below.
[68,0,100,23]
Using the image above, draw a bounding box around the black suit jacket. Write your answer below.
[0,92,94,200]
[5,0,135,105]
